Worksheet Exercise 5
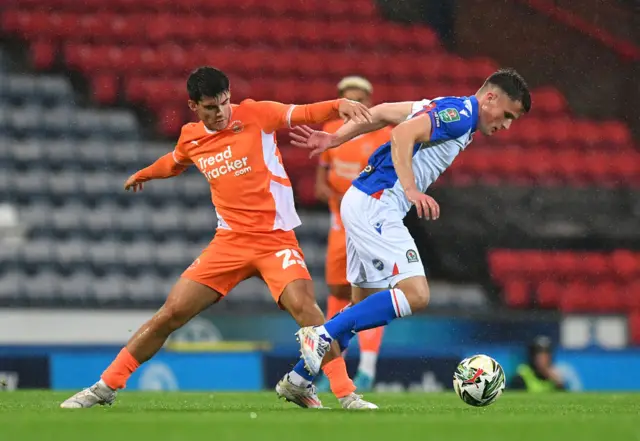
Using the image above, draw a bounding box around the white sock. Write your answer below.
[98,379,115,391]
[315,325,334,341]
[288,371,311,387]
[358,351,378,378]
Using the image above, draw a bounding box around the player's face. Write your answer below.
[477,90,524,136]
[189,92,232,131]
[341,88,372,107]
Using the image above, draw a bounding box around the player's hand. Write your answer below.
[124,173,145,192]
[337,98,373,124]
[290,125,337,158]
[405,188,440,220]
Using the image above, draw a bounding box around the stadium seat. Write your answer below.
[628,312,640,345]
[503,279,530,308]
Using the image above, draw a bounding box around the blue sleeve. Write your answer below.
[425,98,473,142]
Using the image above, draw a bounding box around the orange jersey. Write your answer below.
[320,120,392,218]
[173,100,310,233]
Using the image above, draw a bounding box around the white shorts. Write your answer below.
[340,186,426,289]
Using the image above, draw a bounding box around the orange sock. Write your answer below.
[326,295,350,320]
[358,326,384,353]
[100,347,140,390]
[322,357,356,398]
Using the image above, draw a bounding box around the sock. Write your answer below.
[289,360,314,387]
[319,289,411,341]
[100,347,141,390]
[322,357,356,398]
[357,351,378,378]
[327,295,350,320]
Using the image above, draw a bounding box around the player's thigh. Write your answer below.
[325,228,349,288]
[158,277,223,327]
[253,231,312,307]
[181,233,257,297]
[279,278,325,327]
[343,206,424,288]
[351,286,382,304]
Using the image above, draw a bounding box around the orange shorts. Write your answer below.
[325,227,349,286]
[182,229,311,304]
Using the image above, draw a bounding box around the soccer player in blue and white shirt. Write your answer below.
[291,68,531,377]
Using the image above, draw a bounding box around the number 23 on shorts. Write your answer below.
[276,249,308,270]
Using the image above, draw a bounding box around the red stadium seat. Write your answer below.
[559,282,592,312]
[30,40,56,70]
[630,312,640,345]
[532,86,567,115]
[610,250,640,282]
[621,281,640,311]
[579,252,611,282]
[536,280,563,309]
[157,106,184,137]
[601,121,632,147]
[503,279,530,308]
[590,281,623,312]
[91,74,118,105]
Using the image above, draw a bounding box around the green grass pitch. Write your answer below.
[1,391,638,441]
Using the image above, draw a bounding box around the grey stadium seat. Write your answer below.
[22,270,59,300]
[20,238,54,267]
[154,240,189,269]
[54,239,89,267]
[21,202,54,232]
[94,272,126,303]
[52,204,85,233]
[15,171,47,197]
[0,271,21,301]
[48,171,80,198]
[39,76,74,104]
[44,141,77,165]
[87,240,121,268]
[121,239,154,268]
[58,271,93,301]
[43,107,74,136]
[124,272,164,302]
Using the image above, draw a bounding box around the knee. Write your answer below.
[398,279,430,312]
[155,305,190,333]
[284,290,323,326]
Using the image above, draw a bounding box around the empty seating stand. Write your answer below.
[488,249,640,343]
[2,0,638,193]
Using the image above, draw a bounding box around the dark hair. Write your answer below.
[186,66,230,102]
[484,68,531,113]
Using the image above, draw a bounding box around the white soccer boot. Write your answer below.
[60,381,117,409]
[296,327,330,376]
[276,374,324,409]
[339,393,379,410]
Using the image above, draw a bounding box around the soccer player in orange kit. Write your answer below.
[314,76,391,392]
[60,66,378,410]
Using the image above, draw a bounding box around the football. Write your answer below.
[453,354,505,407]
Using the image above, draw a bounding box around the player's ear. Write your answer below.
[188,100,198,112]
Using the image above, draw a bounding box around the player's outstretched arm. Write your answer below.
[290,102,414,157]
[391,114,439,220]
[331,102,414,147]
[289,98,373,126]
[124,152,188,192]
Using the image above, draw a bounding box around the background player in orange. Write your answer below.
[315,76,391,392]
[60,66,378,410]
